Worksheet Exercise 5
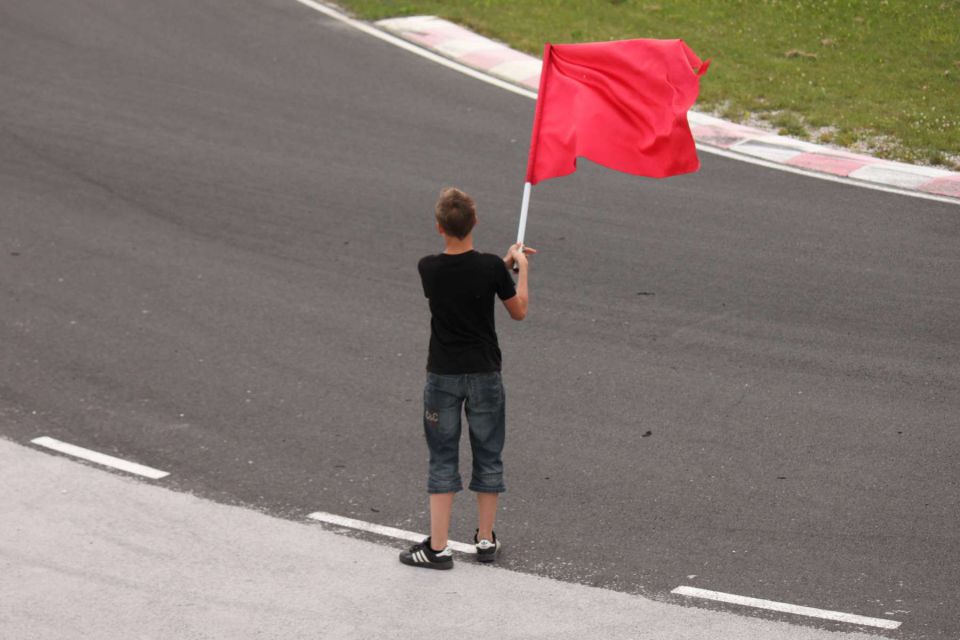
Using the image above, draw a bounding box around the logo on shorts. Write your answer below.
[425,410,439,425]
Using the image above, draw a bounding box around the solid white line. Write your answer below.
[295,1,958,207]
[30,436,170,480]
[306,510,476,554]
[292,0,536,100]
[699,143,960,206]
[671,586,901,630]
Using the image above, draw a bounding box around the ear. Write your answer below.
[436,222,445,236]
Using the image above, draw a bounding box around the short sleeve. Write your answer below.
[494,258,517,301]
[417,257,431,298]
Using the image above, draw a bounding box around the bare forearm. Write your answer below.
[514,263,529,316]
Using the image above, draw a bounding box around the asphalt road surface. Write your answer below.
[2,0,958,637]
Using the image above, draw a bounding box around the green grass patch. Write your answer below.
[336,0,960,169]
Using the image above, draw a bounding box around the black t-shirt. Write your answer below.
[418,250,517,374]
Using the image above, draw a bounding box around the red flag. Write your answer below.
[526,39,710,185]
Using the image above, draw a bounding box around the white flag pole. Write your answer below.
[514,43,550,265]
[516,181,532,245]
[511,182,532,273]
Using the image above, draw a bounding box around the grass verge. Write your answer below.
[335,0,960,169]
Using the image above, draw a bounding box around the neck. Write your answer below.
[442,235,474,255]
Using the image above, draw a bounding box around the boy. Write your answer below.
[400,187,534,570]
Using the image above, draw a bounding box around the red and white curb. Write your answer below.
[378,16,542,92]
[377,15,960,203]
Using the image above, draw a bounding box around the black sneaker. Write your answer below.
[474,530,501,563]
[399,538,453,570]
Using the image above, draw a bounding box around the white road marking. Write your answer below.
[671,586,901,630]
[30,436,170,479]
[283,3,931,626]
[291,0,536,100]
[307,510,476,554]
[695,143,960,205]
[296,1,959,207]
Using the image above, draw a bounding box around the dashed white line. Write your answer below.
[30,436,170,480]
[308,512,901,630]
[306,510,476,554]
[671,585,901,630]
[21,5,915,630]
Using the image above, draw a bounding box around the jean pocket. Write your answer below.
[468,373,504,411]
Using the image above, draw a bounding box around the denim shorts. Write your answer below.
[422,371,506,494]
